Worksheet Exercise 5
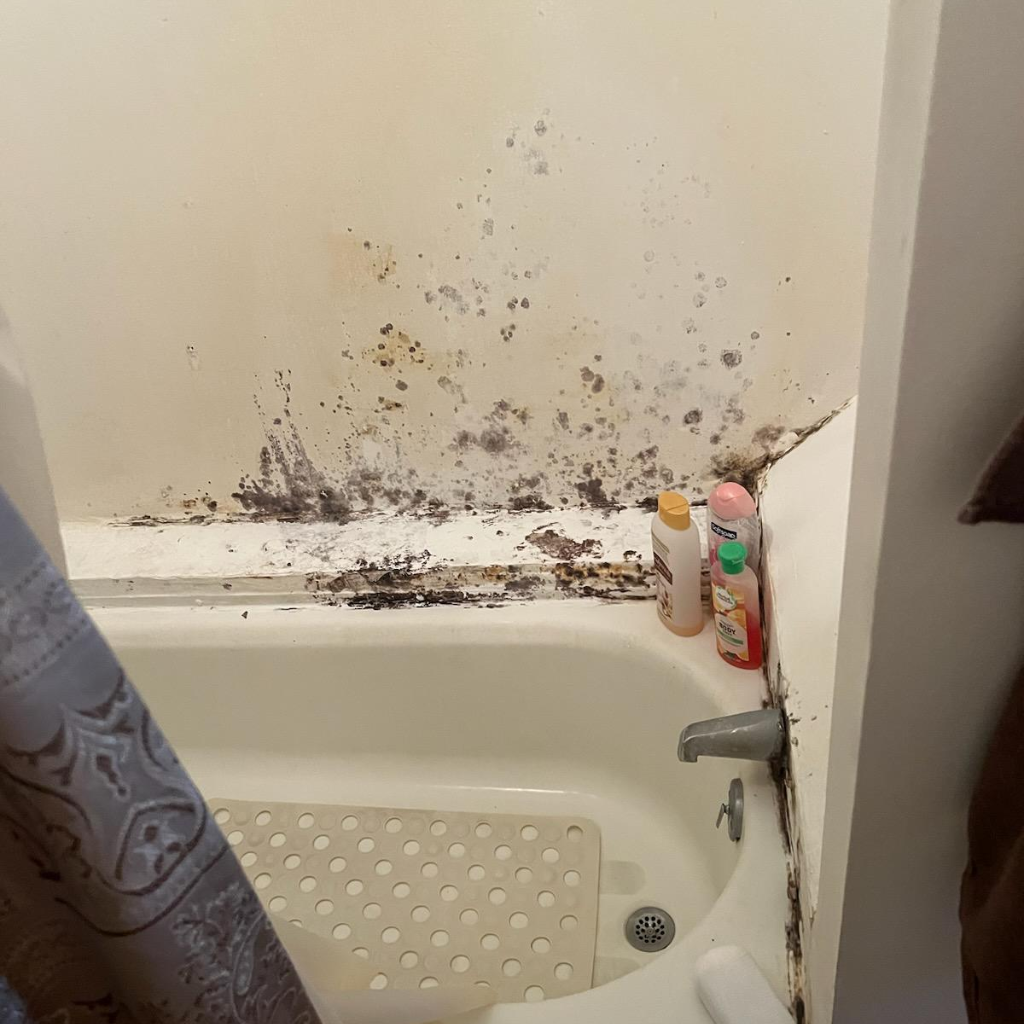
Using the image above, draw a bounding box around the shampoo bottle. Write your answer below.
[707,482,759,569]
[710,541,763,669]
[651,492,703,636]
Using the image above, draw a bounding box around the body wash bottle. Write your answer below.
[707,482,760,569]
[710,541,763,669]
[651,492,703,636]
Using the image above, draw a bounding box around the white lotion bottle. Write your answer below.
[651,491,704,636]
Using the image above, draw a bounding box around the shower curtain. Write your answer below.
[0,487,320,1024]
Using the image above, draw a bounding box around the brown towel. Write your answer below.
[960,410,1024,1023]
[961,663,1024,1023]
[959,412,1024,524]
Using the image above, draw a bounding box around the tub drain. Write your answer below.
[625,906,675,952]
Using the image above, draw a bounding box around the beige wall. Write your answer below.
[0,0,886,521]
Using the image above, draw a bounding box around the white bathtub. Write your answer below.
[91,598,790,1023]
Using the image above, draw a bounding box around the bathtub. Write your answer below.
[90,598,790,1023]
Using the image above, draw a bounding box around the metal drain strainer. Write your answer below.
[625,906,676,952]
[213,798,601,1003]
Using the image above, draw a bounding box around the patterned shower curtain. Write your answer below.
[0,487,320,1024]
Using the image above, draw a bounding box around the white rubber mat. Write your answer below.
[213,798,601,1003]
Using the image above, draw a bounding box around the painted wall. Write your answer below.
[0,0,886,522]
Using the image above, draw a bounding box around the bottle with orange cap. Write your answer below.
[651,492,704,636]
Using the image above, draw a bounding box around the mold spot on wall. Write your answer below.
[721,349,743,368]
[526,527,602,560]
[575,464,610,506]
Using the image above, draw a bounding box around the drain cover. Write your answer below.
[625,906,675,952]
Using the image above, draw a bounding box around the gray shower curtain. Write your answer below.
[0,487,320,1023]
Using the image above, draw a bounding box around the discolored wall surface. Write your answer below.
[0,0,886,521]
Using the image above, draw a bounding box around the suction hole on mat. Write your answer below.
[451,955,471,974]
[285,854,302,870]
[400,951,419,969]
[332,923,351,940]
[370,973,388,990]
[494,845,512,861]
[403,840,420,856]
[269,833,286,848]
[475,822,493,838]
[560,915,578,932]
[392,882,411,899]
[411,905,431,923]
[382,927,401,944]
[328,857,346,873]
[226,831,243,846]
[254,873,272,890]
[313,834,330,850]
[566,825,584,842]
[460,908,479,926]
[525,986,545,1002]
[357,837,375,853]
[468,864,486,881]
[430,820,448,836]
[375,859,393,876]
[345,879,364,896]
[255,811,272,826]
[537,890,555,908]
[481,933,500,951]
[315,899,334,916]
[419,977,439,990]
[440,885,459,902]
[564,870,581,887]
[502,959,522,978]
[421,862,439,879]
[299,876,317,893]
[353,947,370,959]
[214,808,230,824]
[268,896,287,913]
[298,813,315,829]
[555,963,573,980]
[531,937,551,954]
[510,912,529,929]
[430,930,450,948]
[363,903,382,920]
[520,825,539,841]
[515,867,534,884]
[341,815,359,831]
[488,887,507,905]
[385,817,403,834]
[240,851,257,867]
[447,842,466,859]
[542,848,560,864]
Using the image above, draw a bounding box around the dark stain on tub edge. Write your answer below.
[305,558,654,608]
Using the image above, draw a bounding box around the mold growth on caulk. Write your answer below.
[525,529,602,560]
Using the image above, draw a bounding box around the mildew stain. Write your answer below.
[525,528,602,560]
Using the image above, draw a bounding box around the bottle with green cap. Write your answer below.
[709,540,763,670]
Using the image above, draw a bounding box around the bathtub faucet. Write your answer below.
[677,709,785,763]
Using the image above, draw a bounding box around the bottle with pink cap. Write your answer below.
[707,482,760,570]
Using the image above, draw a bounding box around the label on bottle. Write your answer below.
[710,521,739,540]
[713,584,749,661]
[652,533,673,619]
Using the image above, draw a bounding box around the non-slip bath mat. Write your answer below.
[212,798,601,1004]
